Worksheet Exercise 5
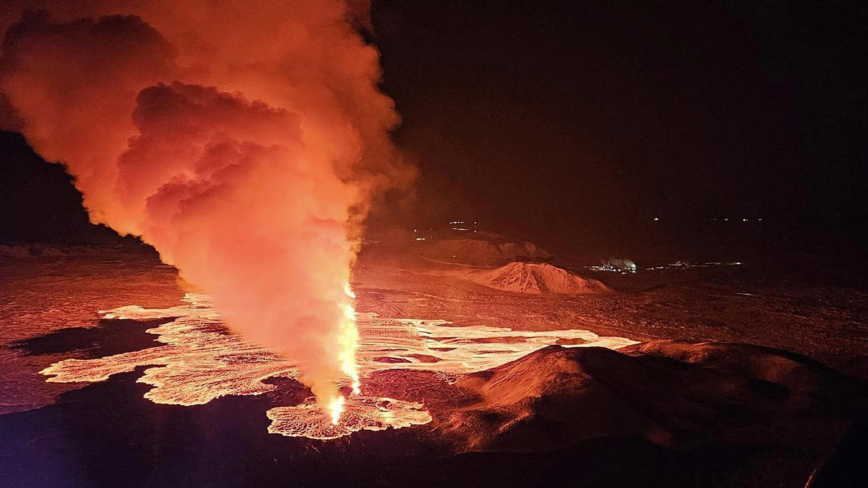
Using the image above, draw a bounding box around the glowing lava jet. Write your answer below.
[0,0,415,422]
[329,282,362,424]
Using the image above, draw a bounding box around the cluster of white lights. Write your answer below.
[588,264,636,274]
[657,217,764,222]
[645,261,742,271]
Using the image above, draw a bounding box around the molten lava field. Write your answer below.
[3,248,868,487]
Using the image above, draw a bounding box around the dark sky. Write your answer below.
[2,0,866,254]
[0,131,136,245]
[372,0,867,251]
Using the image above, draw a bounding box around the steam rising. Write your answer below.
[0,1,413,408]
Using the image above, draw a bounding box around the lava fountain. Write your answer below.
[0,1,414,420]
[329,281,362,423]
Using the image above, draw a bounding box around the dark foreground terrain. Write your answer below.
[2,245,868,487]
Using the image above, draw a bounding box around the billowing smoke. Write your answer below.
[0,1,413,410]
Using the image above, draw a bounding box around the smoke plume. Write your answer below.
[1,1,413,409]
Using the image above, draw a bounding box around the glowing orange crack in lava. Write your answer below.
[40,293,637,440]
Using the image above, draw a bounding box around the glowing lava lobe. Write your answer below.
[269,396,432,440]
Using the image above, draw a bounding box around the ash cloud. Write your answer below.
[0,1,414,408]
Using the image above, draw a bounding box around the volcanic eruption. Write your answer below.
[0,0,413,421]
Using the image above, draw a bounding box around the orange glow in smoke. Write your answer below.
[0,1,415,412]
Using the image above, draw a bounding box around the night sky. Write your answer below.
[373,0,867,252]
[2,0,866,255]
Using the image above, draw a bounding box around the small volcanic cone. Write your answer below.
[462,262,612,295]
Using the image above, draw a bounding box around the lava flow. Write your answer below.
[40,293,637,440]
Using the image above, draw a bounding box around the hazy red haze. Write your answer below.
[0,0,415,408]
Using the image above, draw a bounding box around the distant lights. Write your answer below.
[713,218,762,222]
[653,217,659,221]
